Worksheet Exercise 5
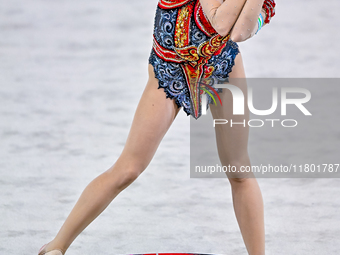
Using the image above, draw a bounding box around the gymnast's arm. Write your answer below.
[229,1,267,42]
[199,0,267,42]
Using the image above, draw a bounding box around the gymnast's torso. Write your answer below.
[148,0,240,119]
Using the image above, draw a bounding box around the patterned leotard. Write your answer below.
[148,0,239,119]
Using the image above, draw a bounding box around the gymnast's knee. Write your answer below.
[223,160,255,185]
[228,175,254,186]
[106,160,146,191]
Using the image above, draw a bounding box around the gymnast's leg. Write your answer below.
[209,52,265,255]
[39,64,181,254]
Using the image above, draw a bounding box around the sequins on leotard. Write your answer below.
[148,0,239,119]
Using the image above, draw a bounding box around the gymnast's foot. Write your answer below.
[38,241,65,255]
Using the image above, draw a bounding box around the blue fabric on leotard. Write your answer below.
[148,0,239,119]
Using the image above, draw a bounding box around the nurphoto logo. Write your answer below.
[200,84,312,127]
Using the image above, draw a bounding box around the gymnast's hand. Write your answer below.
[199,0,268,42]
[231,7,268,42]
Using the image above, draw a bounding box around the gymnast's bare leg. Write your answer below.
[210,52,265,255]
[39,64,181,254]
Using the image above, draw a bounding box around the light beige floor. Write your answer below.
[0,0,339,254]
